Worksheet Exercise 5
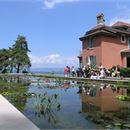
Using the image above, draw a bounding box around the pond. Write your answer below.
[0,77,130,129]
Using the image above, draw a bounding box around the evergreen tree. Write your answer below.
[0,49,10,73]
[11,35,31,73]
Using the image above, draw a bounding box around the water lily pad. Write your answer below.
[113,127,121,130]
[124,124,130,128]
[106,124,112,128]
[114,122,121,126]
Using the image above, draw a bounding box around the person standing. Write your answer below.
[82,65,86,77]
[64,66,70,77]
[71,66,76,77]
[68,66,70,77]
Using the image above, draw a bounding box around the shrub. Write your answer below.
[116,95,130,101]
[120,67,130,77]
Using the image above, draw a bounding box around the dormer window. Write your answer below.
[121,34,126,43]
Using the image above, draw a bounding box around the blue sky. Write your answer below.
[1,0,130,68]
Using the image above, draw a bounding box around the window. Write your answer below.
[88,37,94,48]
[86,56,96,67]
[90,56,96,67]
[128,37,130,49]
[121,34,126,43]
[82,41,86,49]
[86,56,90,64]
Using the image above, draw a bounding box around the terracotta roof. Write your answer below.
[112,21,130,27]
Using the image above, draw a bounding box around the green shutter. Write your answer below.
[93,56,96,66]
[86,56,88,63]
[128,37,130,49]
[91,56,96,68]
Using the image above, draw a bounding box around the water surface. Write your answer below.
[0,78,130,129]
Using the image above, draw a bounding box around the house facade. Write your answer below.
[79,13,130,69]
[82,85,127,112]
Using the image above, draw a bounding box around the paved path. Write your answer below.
[0,95,40,130]
[0,73,130,85]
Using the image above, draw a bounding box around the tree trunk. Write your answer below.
[17,64,20,73]
[10,65,13,73]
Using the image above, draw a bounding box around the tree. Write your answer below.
[11,35,31,73]
[0,49,10,73]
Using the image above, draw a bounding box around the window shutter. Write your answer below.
[93,56,96,66]
[86,56,88,64]
[128,37,130,49]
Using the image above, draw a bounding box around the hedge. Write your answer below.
[120,67,130,77]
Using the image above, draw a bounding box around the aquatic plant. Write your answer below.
[116,95,130,101]
[106,122,130,129]
[33,92,61,124]
[34,93,61,114]
[55,78,63,86]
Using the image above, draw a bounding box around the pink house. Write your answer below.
[79,13,130,69]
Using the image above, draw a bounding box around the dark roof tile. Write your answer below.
[80,21,130,40]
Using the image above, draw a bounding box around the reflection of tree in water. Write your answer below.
[0,77,30,111]
[34,93,61,124]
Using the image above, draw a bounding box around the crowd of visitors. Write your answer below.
[64,64,121,79]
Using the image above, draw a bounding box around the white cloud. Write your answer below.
[29,53,78,68]
[43,0,80,9]
[0,0,80,8]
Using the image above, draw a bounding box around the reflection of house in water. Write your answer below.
[81,85,129,112]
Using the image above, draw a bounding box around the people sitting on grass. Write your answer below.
[85,64,91,78]
[90,69,98,79]
[81,64,91,78]
[65,64,121,79]
[90,67,106,79]
[99,67,106,79]
[110,65,120,78]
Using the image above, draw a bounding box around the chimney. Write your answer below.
[97,13,105,25]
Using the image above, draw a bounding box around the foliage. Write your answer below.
[0,49,10,73]
[0,35,31,73]
[34,93,61,114]
[106,122,130,129]
[120,67,130,77]
[10,35,31,73]
[0,78,30,111]
[116,95,130,101]
[33,92,61,123]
